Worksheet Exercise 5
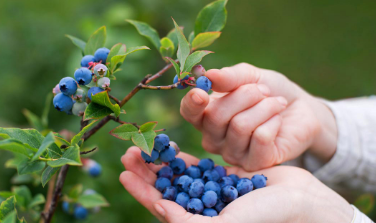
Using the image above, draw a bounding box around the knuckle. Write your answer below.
[204,107,223,127]
[265,97,283,111]
[253,127,274,145]
[229,115,250,136]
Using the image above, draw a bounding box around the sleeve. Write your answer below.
[351,205,375,223]
[303,96,376,193]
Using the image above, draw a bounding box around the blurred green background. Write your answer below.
[0,0,375,222]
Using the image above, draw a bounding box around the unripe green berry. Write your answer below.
[72,102,88,116]
[94,64,108,77]
[73,89,87,102]
[97,77,110,89]
[192,65,206,78]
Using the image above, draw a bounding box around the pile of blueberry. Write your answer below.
[141,134,268,217]
[173,65,213,92]
[52,47,111,116]
[62,189,100,220]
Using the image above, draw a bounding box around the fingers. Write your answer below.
[180,88,210,129]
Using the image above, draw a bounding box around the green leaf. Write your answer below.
[188,32,195,45]
[28,194,45,208]
[71,120,98,145]
[0,139,36,156]
[90,91,120,118]
[77,193,109,209]
[109,46,149,73]
[127,20,161,49]
[165,58,180,78]
[110,122,157,155]
[172,18,190,72]
[192,32,221,50]
[54,136,71,148]
[41,167,60,187]
[2,211,16,223]
[194,0,228,36]
[107,43,127,63]
[354,194,374,214]
[0,192,14,200]
[17,159,45,175]
[183,50,213,73]
[159,37,175,59]
[84,26,106,55]
[84,102,113,120]
[166,27,184,50]
[31,132,55,161]
[66,35,86,53]
[0,128,43,151]
[0,196,16,221]
[41,93,53,128]
[47,145,82,168]
[68,185,83,200]
[22,110,43,132]
[13,186,32,209]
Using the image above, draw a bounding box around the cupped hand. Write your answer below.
[180,63,338,171]
[119,147,352,223]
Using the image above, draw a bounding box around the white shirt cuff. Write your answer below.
[351,205,374,223]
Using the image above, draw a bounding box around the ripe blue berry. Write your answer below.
[155,177,171,192]
[193,178,205,185]
[191,65,206,78]
[201,191,218,208]
[202,169,220,182]
[173,75,189,90]
[59,77,78,96]
[53,93,74,112]
[87,87,104,100]
[187,198,204,214]
[218,177,234,188]
[141,149,159,164]
[62,201,70,213]
[177,175,193,193]
[154,134,170,151]
[188,180,204,198]
[185,166,202,179]
[204,181,221,196]
[97,77,110,89]
[162,186,177,201]
[173,176,180,186]
[214,166,227,178]
[157,166,173,180]
[88,162,102,177]
[175,192,190,209]
[214,198,226,213]
[74,206,88,220]
[220,186,238,203]
[74,68,93,85]
[203,208,218,217]
[196,76,212,92]
[72,102,88,116]
[159,146,176,162]
[198,158,214,172]
[94,47,110,64]
[228,174,240,185]
[169,158,186,175]
[81,55,96,67]
[251,174,267,189]
[236,178,253,196]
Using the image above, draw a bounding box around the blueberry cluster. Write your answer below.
[140,134,181,164]
[52,47,111,116]
[62,189,101,220]
[173,65,212,92]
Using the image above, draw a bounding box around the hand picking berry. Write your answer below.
[196,76,212,92]
[59,77,78,96]
[74,67,93,85]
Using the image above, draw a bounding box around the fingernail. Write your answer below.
[257,84,270,96]
[191,93,204,105]
[154,203,166,217]
[276,97,288,106]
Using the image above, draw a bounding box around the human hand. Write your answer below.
[180,63,338,171]
[120,147,352,223]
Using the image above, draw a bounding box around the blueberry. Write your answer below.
[62,201,70,213]
[74,68,93,85]
[214,166,226,178]
[203,208,218,217]
[94,47,110,64]
[237,178,253,196]
[73,89,87,102]
[204,181,221,196]
[198,158,214,172]
[59,77,78,96]
[251,174,268,189]
[188,180,204,198]
[220,186,238,203]
[141,149,159,163]
[202,169,220,182]
[193,178,205,185]
[177,175,193,193]
[159,146,176,163]
[97,77,110,89]
[169,141,180,155]
[214,198,226,213]
[185,166,202,179]
[162,186,177,201]
[191,65,206,78]
[228,174,240,185]
[87,87,104,100]
[172,176,181,186]
[53,93,74,112]
[169,158,186,175]
[81,55,96,67]
[72,102,88,116]
[187,198,204,214]
[88,162,102,177]
[155,177,171,192]
[154,134,170,152]
[218,177,234,188]
[157,166,173,180]
[93,64,108,77]
[74,206,88,220]
[173,74,189,90]
[196,76,212,92]
[201,191,218,208]
[175,192,190,209]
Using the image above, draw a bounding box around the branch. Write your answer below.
[80,147,97,155]
[139,83,179,90]
[145,60,177,84]
[40,174,56,223]
[108,116,139,128]
[109,94,121,105]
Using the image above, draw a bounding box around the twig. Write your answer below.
[109,94,121,105]
[107,116,139,128]
[40,174,56,223]
[145,60,177,84]
[155,128,166,132]
[139,83,179,90]
[80,147,98,155]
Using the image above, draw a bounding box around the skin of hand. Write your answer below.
[120,147,353,223]
[180,63,338,171]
